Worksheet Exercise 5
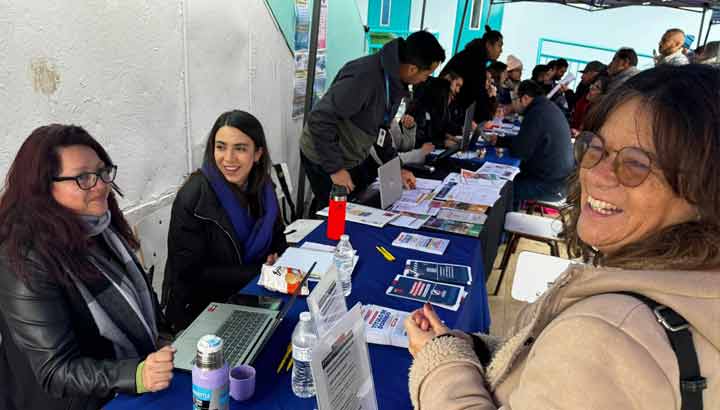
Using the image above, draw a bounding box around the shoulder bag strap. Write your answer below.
[618,292,706,410]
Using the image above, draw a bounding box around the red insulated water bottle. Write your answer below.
[326,185,347,240]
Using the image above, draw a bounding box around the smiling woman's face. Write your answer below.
[577,98,696,255]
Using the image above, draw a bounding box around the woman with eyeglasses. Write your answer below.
[570,74,610,132]
[404,65,719,409]
[0,125,173,410]
[162,110,287,332]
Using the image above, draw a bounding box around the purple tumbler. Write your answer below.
[192,335,230,410]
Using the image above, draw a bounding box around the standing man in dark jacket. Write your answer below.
[300,31,445,209]
[440,26,503,125]
[494,80,574,207]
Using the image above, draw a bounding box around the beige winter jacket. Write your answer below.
[409,264,719,410]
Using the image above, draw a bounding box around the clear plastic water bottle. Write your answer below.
[291,312,318,398]
[334,234,354,296]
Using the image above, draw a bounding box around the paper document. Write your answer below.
[389,213,431,230]
[547,73,576,99]
[273,247,335,278]
[386,275,466,311]
[414,178,442,190]
[392,232,449,255]
[308,268,348,337]
[477,162,521,181]
[298,242,359,281]
[437,184,501,207]
[317,203,398,228]
[436,208,488,225]
[361,304,409,348]
[311,304,378,410]
[284,219,323,243]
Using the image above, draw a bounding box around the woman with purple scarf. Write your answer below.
[163,110,288,332]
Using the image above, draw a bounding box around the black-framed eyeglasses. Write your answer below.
[574,132,654,188]
[52,165,117,190]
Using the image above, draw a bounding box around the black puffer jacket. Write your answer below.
[440,42,493,123]
[0,246,159,410]
[162,172,287,332]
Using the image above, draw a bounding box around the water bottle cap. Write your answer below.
[340,234,349,241]
[197,334,223,354]
[299,312,312,322]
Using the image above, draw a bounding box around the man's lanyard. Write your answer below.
[381,55,392,125]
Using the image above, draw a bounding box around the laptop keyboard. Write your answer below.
[216,310,272,366]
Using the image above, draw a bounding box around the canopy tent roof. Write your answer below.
[489,0,719,12]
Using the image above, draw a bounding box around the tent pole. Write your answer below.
[697,7,707,48]
[420,0,428,30]
[485,0,494,29]
[704,23,713,47]
[295,0,323,220]
[454,0,471,54]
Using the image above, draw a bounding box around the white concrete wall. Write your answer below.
[501,4,717,79]
[184,0,298,175]
[0,1,188,215]
[0,1,301,287]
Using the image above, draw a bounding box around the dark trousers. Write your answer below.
[512,173,567,210]
[300,151,377,210]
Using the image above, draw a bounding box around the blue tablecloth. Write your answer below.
[429,142,521,171]
[107,221,490,410]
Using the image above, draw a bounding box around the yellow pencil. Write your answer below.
[286,357,294,372]
[379,245,396,261]
[375,245,393,261]
[276,343,292,374]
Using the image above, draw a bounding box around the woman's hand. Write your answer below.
[142,345,176,392]
[405,303,450,357]
[266,253,279,265]
[444,137,458,148]
[421,143,435,156]
[401,169,416,189]
[401,115,416,129]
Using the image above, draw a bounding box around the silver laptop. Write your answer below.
[172,264,314,371]
[432,102,477,162]
[378,156,402,209]
[460,102,476,151]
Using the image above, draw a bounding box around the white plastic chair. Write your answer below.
[511,251,572,303]
[271,162,296,224]
[494,212,564,295]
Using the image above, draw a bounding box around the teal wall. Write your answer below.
[325,0,367,85]
[368,0,413,31]
[265,0,295,51]
[452,0,504,54]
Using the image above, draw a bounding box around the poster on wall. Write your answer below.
[292,0,328,118]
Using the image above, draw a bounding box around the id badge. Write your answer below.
[376,128,387,147]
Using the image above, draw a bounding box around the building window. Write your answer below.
[469,0,483,30]
[381,0,392,26]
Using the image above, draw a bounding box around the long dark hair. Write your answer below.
[562,65,720,270]
[202,110,272,198]
[0,124,138,282]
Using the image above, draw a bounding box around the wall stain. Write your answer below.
[31,58,60,95]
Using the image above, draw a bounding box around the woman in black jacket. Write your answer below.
[0,125,172,410]
[162,110,287,332]
[408,75,456,148]
[440,25,503,124]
